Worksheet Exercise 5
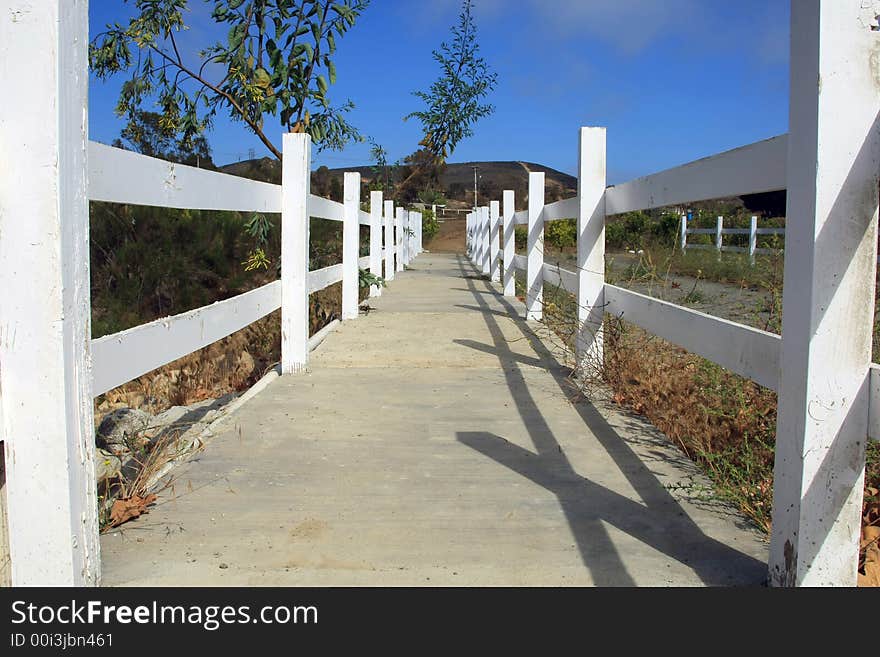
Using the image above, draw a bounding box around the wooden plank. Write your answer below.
[527,174,545,321]
[605,134,788,215]
[0,0,99,586]
[604,284,781,390]
[513,209,529,225]
[282,134,311,374]
[542,262,579,295]
[513,254,527,271]
[308,194,344,222]
[359,209,371,226]
[503,190,516,297]
[308,264,343,294]
[721,245,748,253]
[869,365,880,443]
[92,281,282,396]
[89,141,282,212]
[577,127,607,368]
[755,228,786,235]
[342,173,360,320]
[543,196,578,222]
[688,228,716,235]
[768,1,880,588]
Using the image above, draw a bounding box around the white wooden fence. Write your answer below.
[467,1,880,587]
[680,215,785,263]
[0,1,423,585]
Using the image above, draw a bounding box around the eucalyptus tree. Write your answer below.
[90,0,370,160]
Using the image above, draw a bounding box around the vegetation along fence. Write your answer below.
[467,1,880,587]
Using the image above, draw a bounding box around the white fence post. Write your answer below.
[502,190,516,297]
[526,172,545,321]
[281,133,311,374]
[417,211,423,254]
[768,0,880,587]
[680,215,687,251]
[395,207,405,272]
[489,201,501,282]
[384,199,395,282]
[749,215,758,265]
[576,127,607,369]
[716,216,724,253]
[481,206,491,276]
[370,190,383,297]
[0,0,99,585]
[406,210,416,265]
[466,212,472,259]
[342,172,360,320]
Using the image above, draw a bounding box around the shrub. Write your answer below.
[545,218,577,248]
[421,208,440,241]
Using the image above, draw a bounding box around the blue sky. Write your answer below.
[88,0,790,183]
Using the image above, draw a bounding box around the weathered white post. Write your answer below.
[489,200,501,282]
[576,127,607,369]
[716,216,724,253]
[768,0,880,587]
[416,211,423,255]
[342,172,360,320]
[370,190,383,297]
[466,212,472,259]
[395,207,405,272]
[526,172,545,321]
[384,199,395,282]
[281,133,311,374]
[0,0,99,585]
[502,190,516,297]
[404,211,412,266]
[481,206,491,276]
[749,215,758,265]
[680,215,688,252]
[410,211,417,260]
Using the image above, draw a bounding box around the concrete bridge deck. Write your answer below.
[101,252,768,586]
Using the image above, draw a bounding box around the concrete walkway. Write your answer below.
[101,253,768,586]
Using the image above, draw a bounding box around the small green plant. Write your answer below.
[242,248,271,271]
[359,268,386,289]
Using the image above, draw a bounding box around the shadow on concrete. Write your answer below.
[453,254,766,586]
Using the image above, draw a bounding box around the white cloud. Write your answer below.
[527,0,705,55]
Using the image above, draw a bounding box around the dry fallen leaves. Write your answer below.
[859,488,880,587]
[108,494,158,529]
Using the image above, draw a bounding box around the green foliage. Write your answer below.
[514,225,527,251]
[90,0,369,159]
[605,211,680,249]
[112,109,214,166]
[244,212,274,245]
[242,248,272,271]
[358,268,385,289]
[90,202,280,337]
[421,208,440,241]
[545,219,577,249]
[405,0,497,162]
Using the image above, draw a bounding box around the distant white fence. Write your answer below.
[0,2,423,586]
[467,1,880,588]
[680,215,785,262]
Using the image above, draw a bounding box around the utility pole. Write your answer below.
[472,165,479,211]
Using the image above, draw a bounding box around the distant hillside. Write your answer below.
[219,158,577,211]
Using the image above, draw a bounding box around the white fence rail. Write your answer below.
[465,0,880,588]
[681,214,785,261]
